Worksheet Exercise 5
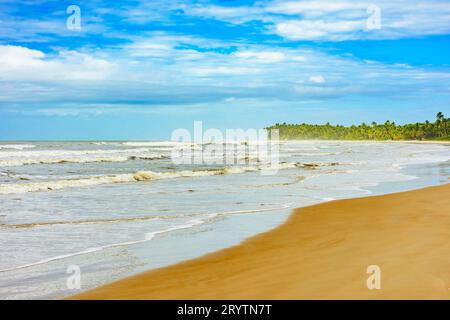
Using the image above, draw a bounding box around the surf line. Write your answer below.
[0,204,292,273]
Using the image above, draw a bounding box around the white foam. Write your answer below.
[0,239,151,273]
[0,160,338,195]
[0,204,291,273]
[0,144,36,150]
[90,142,115,146]
[122,141,189,147]
[0,161,310,195]
[0,156,131,167]
[0,147,151,158]
[0,148,167,167]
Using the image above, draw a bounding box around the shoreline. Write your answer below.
[282,140,450,144]
[72,183,450,300]
[0,139,448,143]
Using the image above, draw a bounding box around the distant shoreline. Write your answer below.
[267,113,450,141]
[387,140,450,145]
[0,139,449,143]
[276,140,450,144]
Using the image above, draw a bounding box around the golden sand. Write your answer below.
[73,184,450,299]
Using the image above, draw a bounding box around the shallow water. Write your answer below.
[0,140,448,299]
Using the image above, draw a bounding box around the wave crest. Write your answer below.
[0,162,308,195]
[0,144,36,150]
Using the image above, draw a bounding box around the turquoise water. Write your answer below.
[0,141,448,299]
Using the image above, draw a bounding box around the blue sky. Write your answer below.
[1,0,450,140]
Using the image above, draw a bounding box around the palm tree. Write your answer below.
[436,112,445,137]
[265,114,449,141]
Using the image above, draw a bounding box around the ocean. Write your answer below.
[0,140,448,299]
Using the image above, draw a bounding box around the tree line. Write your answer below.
[266,112,449,141]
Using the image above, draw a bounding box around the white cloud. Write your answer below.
[1,1,449,123]
[36,108,105,117]
[125,41,173,57]
[123,33,233,60]
[275,19,366,40]
[269,0,450,40]
[3,1,450,44]
[1,36,450,115]
[0,45,114,81]
[233,51,286,63]
[190,66,261,76]
[182,4,263,24]
[175,0,450,41]
[309,75,326,83]
[0,45,45,67]
[266,1,368,16]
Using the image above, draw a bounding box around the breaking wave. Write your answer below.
[0,148,150,158]
[122,141,188,147]
[0,144,36,150]
[0,156,132,167]
[0,162,322,195]
[0,148,168,167]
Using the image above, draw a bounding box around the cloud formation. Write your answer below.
[1,36,449,116]
[0,0,449,127]
[176,0,450,41]
[0,45,113,82]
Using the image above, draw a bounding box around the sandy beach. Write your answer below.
[72,183,450,300]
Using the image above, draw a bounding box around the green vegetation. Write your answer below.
[266,112,450,141]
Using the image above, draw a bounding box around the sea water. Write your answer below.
[0,141,448,299]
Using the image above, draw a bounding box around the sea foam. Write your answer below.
[0,148,167,167]
[0,144,36,150]
[0,162,309,194]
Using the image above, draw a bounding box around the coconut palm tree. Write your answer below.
[436,112,445,137]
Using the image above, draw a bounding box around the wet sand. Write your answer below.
[72,184,450,299]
